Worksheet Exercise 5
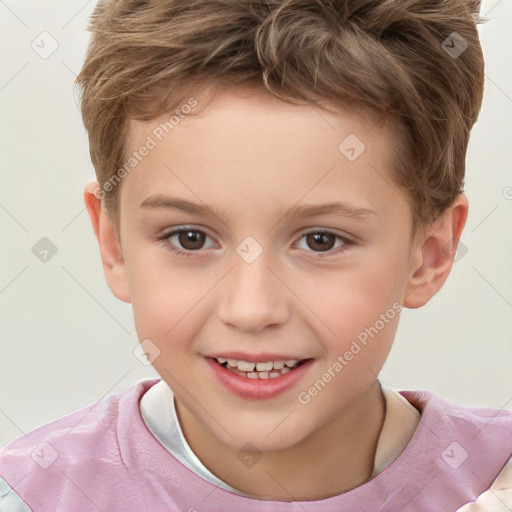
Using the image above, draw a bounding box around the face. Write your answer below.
[116,85,418,452]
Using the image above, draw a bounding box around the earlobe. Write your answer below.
[83,182,131,303]
[403,195,468,309]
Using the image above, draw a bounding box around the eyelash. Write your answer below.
[158,228,354,259]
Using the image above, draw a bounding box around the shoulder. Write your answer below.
[399,389,512,502]
[0,378,159,510]
[400,389,512,442]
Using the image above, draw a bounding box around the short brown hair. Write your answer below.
[76,0,484,232]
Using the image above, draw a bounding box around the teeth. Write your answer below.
[216,357,307,379]
[255,361,273,371]
[237,361,256,372]
[217,358,301,371]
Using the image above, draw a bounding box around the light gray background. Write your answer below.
[0,0,511,447]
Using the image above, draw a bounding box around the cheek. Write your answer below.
[297,292,399,416]
[124,247,210,339]
[294,258,404,342]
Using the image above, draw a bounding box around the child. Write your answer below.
[1,0,511,510]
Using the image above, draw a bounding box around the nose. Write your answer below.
[217,256,290,333]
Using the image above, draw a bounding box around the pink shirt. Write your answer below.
[1,378,511,511]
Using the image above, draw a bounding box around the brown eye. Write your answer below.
[176,230,207,250]
[296,230,352,256]
[163,228,215,257]
[305,232,336,252]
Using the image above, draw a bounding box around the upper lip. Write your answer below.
[206,352,311,363]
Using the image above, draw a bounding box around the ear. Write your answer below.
[84,182,131,303]
[403,194,468,309]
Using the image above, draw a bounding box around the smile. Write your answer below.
[215,357,305,379]
[207,356,314,400]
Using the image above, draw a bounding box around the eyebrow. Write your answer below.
[139,194,377,222]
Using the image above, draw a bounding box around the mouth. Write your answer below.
[212,357,309,379]
[206,355,314,400]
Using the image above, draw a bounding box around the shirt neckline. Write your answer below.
[140,378,420,498]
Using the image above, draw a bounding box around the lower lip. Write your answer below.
[206,357,314,400]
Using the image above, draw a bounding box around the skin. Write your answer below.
[84,84,467,501]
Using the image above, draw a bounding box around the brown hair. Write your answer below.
[76,0,485,232]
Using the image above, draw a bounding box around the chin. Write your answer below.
[218,415,313,453]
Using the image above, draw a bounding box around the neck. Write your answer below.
[176,380,386,501]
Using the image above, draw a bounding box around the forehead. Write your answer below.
[120,85,408,226]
